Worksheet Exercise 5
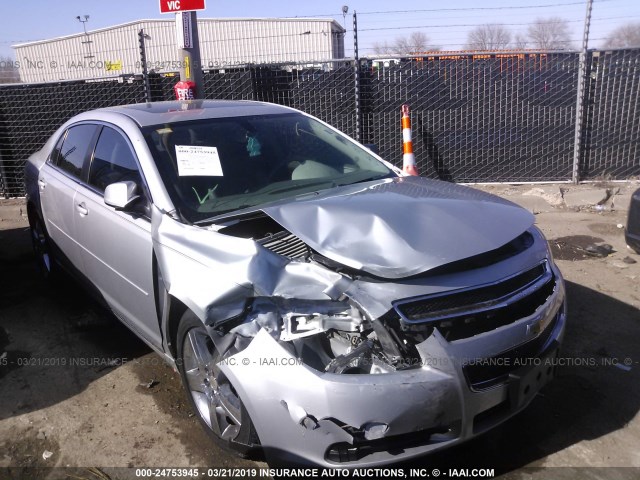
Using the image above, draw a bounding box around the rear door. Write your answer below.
[73,125,161,347]
[39,124,100,271]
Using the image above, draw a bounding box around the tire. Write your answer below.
[176,310,260,457]
[29,214,57,281]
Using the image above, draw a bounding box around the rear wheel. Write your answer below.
[176,310,259,456]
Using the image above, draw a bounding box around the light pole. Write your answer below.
[76,15,94,59]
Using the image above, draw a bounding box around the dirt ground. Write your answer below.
[1,182,639,480]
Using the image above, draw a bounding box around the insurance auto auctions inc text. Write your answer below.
[253,467,495,478]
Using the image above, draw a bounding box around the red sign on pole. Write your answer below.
[160,0,205,14]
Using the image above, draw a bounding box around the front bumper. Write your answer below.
[220,270,566,467]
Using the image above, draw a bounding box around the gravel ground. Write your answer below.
[0,182,639,480]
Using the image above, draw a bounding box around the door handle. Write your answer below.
[76,203,89,216]
[38,179,46,190]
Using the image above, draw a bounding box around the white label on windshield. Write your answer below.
[175,145,223,176]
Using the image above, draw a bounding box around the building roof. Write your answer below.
[13,18,345,49]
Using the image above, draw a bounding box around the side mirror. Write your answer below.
[104,181,140,210]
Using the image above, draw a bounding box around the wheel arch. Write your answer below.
[165,293,189,360]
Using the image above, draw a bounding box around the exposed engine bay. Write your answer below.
[222,298,411,375]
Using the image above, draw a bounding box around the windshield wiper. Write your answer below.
[194,205,255,225]
[337,173,394,187]
[264,180,336,195]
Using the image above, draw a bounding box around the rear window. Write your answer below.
[56,124,99,179]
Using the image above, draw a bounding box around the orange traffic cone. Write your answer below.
[401,104,419,176]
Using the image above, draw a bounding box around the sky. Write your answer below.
[1,0,640,60]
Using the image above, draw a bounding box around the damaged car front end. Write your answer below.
[26,100,565,467]
[152,175,565,467]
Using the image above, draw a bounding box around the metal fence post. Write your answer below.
[353,11,361,143]
[572,0,594,183]
[138,29,151,103]
[0,149,7,198]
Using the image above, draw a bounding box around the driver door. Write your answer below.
[73,125,161,348]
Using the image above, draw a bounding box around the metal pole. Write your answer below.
[138,29,151,103]
[77,16,94,59]
[0,149,7,198]
[178,11,204,99]
[353,10,361,142]
[571,0,594,184]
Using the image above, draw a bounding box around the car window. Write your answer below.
[49,131,66,165]
[57,124,98,179]
[89,127,142,191]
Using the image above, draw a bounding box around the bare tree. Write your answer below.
[465,24,512,51]
[605,22,640,48]
[527,17,573,50]
[373,31,437,55]
[0,55,20,84]
[512,33,529,50]
[372,40,393,56]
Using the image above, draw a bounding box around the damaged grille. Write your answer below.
[395,262,554,341]
[257,231,309,259]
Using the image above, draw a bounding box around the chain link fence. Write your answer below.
[1,50,639,197]
[361,53,581,182]
[581,49,640,180]
[0,76,146,196]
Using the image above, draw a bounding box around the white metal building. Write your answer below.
[13,18,346,83]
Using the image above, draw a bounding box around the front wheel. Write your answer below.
[176,310,259,456]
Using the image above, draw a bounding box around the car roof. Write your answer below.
[93,100,296,127]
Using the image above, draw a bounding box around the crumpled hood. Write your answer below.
[262,176,534,279]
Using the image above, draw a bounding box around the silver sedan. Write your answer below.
[25,100,566,467]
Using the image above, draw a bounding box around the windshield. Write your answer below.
[142,112,395,223]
